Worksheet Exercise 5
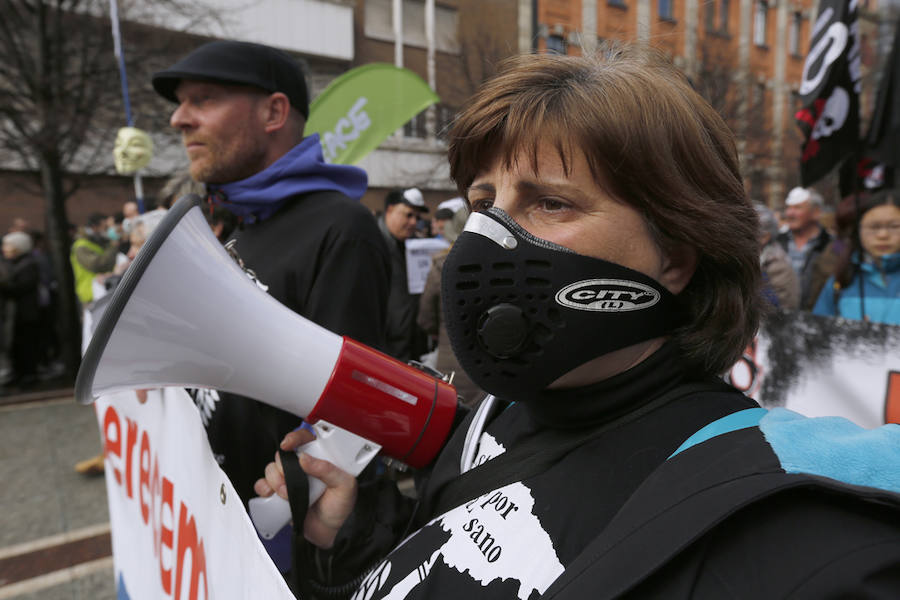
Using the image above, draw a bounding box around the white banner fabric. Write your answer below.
[94,388,295,600]
[727,311,900,429]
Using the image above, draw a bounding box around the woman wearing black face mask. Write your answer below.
[257,43,900,599]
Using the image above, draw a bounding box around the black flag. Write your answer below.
[838,155,893,197]
[795,0,861,187]
[863,20,900,179]
[838,19,900,196]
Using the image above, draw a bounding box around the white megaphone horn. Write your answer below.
[76,195,459,539]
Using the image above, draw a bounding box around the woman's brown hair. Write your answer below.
[447,43,762,376]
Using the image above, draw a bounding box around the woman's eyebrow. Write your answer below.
[468,182,495,195]
[515,179,582,196]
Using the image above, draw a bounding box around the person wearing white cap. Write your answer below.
[378,187,430,360]
[776,186,832,308]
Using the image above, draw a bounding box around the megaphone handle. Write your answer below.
[249,421,382,540]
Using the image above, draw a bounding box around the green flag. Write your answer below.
[304,63,440,165]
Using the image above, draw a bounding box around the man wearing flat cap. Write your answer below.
[152,40,391,563]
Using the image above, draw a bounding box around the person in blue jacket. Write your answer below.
[813,190,900,325]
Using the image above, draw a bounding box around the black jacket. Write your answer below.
[197,189,391,507]
[0,252,41,323]
[548,422,900,598]
[305,346,900,599]
[776,226,832,309]
[376,216,425,361]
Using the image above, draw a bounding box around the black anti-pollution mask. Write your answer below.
[441,208,685,401]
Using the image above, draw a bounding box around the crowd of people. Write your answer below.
[0,219,61,388]
[755,184,900,325]
[3,35,900,599]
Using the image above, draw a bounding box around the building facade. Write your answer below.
[2,0,893,231]
[0,0,527,229]
[530,0,891,208]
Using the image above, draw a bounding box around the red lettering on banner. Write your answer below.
[125,418,139,499]
[161,476,174,595]
[176,503,208,600]
[140,431,151,524]
[885,371,900,425]
[152,455,161,558]
[103,406,122,485]
[99,404,209,600]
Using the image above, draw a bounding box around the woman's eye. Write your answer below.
[539,198,567,211]
[471,199,494,212]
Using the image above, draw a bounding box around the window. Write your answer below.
[546,34,567,55]
[364,0,460,54]
[706,0,728,32]
[754,0,768,46]
[789,12,802,55]
[403,110,427,139]
[659,0,674,20]
[719,0,729,32]
[435,104,456,140]
[402,104,456,140]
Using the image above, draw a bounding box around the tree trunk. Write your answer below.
[40,154,81,381]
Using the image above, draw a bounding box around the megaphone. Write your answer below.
[76,195,459,538]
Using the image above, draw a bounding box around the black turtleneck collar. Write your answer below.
[515,342,706,429]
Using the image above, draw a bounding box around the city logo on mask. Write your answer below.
[555,279,660,312]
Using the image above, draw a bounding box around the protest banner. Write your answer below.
[94,388,295,600]
[727,310,900,428]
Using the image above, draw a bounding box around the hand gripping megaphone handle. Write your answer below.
[248,420,381,540]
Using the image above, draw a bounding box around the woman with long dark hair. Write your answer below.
[813,190,900,325]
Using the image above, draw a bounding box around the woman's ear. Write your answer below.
[262,92,291,134]
[659,243,698,295]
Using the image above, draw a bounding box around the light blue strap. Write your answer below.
[669,407,769,459]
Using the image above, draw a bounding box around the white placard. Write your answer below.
[405,237,450,294]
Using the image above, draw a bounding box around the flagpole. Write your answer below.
[425,0,436,143]
[393,0,405,140]
[109,0,144,213]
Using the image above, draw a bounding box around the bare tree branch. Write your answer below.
[0,0,224,378]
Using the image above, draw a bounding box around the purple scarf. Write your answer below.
[208,134,367,223]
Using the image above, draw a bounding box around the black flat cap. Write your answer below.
[152,40,309,119]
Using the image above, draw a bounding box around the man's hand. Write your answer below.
[253,428,358,549]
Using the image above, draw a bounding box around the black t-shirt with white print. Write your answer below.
[345,345,755,600]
